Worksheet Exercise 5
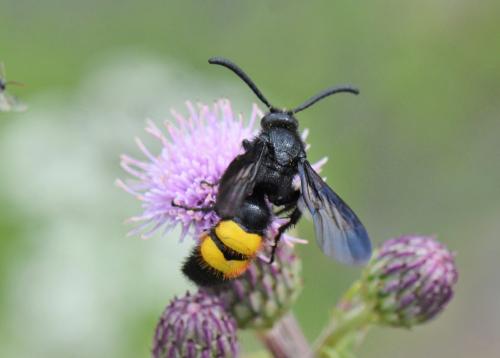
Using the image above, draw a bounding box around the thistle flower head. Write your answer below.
[362,235,458,327]
[118,99,324,243]
[152,290,238,358]
[117,100,258,239]
[207,244,302,329]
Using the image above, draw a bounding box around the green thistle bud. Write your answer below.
[207,244,302,329]
[152,290,238,358]
[362,235,458,327]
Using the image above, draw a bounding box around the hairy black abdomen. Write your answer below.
[182,247,224,286]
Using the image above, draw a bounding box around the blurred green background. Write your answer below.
[1,0,499,357]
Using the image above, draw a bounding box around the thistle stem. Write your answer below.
[313,281,374,358]
[257,312,311,358]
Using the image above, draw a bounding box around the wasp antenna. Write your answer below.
[291,86,359,114]
[208,57,276,110]
[5,80,25,87]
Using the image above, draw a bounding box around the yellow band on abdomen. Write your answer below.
[199,235,251,279]
[214,220,263,256]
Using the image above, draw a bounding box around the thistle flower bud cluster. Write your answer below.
[120,99,460,357]
[361,235,458,327]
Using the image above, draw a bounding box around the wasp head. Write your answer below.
[261,111,298,131]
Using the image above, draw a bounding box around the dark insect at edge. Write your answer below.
[176,57,372,266]
[0,62,27,112]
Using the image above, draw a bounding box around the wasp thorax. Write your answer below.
[261,112,298,130]
[234,195,271,233]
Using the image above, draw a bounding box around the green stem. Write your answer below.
[313,281,374,358]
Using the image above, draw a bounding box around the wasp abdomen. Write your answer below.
[182,220,263,286]
[214,220,262,256]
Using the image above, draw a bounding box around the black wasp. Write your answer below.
[177,57,372,266]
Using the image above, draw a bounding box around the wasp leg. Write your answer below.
[199,179,218,188]
[242,139,252,150]
[273,190,301,216]
[171,200,214,212]
[269,207,302,264]
[274,202,296,216]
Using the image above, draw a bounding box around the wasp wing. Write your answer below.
[215,140,266,218]
[0,93,10,112]
[298,160,371,265]
[0,93,27,112]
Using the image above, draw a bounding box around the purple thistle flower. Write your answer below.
[117,99,256,240]
[152,290,238,358]
[362,235,458,327]
[117,99,325,243]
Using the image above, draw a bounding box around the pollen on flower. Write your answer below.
[117,99,326,244]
